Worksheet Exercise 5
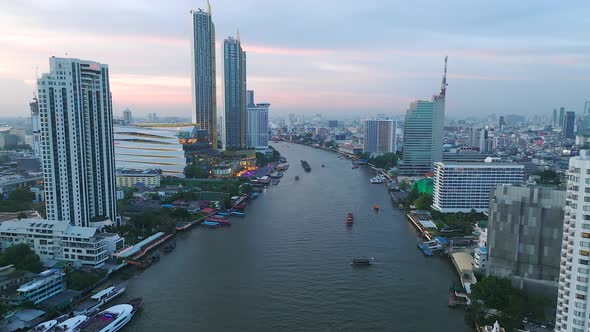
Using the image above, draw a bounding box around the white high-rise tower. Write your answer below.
[556,152,590,331]
[37,57,118,227]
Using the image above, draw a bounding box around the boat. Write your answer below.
[352,165,359,169]
[345,212,353,225]
[73,284,127,315]
[300,160,311,172]
[370,174,387,184]
[163,242,176,253]
[321,164,325,168]
[54,315,88,332]
[351,257,374,266]
[202,221,221,228]
[295,176,300,181]
[373,204,379,211]
[230,211,245,217]
[29,319,58,332]
[149,251,160,262]
[79,298,142,332]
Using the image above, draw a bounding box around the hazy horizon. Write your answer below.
[1,0,589,118]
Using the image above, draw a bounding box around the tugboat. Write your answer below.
[373,204,380,212]
[351,257,374,266]
[346,212,353,225]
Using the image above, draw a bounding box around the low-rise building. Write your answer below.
[16,269,65,304]
[432,158,524,213]
[116,168,162,188]
[0,219,123,268]
[473,247,488,270]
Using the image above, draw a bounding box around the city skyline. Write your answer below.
[1,1,589,119]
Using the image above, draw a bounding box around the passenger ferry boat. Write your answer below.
[79,298,142,332]
[29,319,58,332]
[73,284,126,315]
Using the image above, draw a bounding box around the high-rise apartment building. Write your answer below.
[563,111,576,140]
[190,5,217,146]
[122,108,132,125]
[223,36,246,149]
[487,184,565,299]
[246,90,254,107]
[30,97,41,159]
[555,152,590,332]
[585,102,590,115]
[498,115,505,129]
[246,106,269,149]
[432,158,524,213]
[37,57,117,227]
[398,57,447,176]
[363,119,396,155]
[553,109,559,128]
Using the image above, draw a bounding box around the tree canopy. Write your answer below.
[0,243,43,273]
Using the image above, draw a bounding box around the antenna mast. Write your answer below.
[440,56,448,97]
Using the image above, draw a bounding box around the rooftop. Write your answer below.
[116,168,162,176]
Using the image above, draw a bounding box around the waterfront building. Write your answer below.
[190,5,217,146]
[246,101,270,149]
[30,97,41,159]
[122,108,132,125]
[363,119,396,155]
[116,168,162,188]
[223,35,247,149]
[0,218,123,268]
[113,125,194,177]
[487,184,564,299]
[16,269,65,304]
[37,57,117,227]
[555,152,590,331]
[563,111,575,140]
[432,158,524,213]
[398,57,447,176]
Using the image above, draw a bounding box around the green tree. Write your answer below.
[413,194,432,210]
[0,244,43,273]
[184,164,210,178]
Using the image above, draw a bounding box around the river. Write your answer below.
[122,142,469,331]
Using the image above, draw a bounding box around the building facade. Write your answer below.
[0,218,123,268]
[190,6,217,146]
[17,269,65,304]
[113,125,198,177]
[399,58,447,176]
[246,103,269,149]
[556,153,590,331]
[122,108,132,125]
[487,184,565,299]
[37,57,117,227]
[223,36,246,149]
[363,119,396,155]
[432,158,524,213]
[116,168,162,188]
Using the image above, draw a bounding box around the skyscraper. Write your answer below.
[555,152,590,331]
[245,91,269,149]
[363,119,396,155]
[553,108,558,128]
[37,57,117,227]
[223,35,246,149]
[559,106,565,128]
[29,97,41,159]
[585,101,590,115]
[498,115,505,129]
[563,111,575,140]
[190,3,217,146]
[398,57,447,176]
[122,108,132,125]
[246,90,254,107]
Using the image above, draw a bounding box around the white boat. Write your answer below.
[54,315,88,332]
[73,285,126,315]
[79,298,142,332]
[29,319,58,332]
[370,175,387,184]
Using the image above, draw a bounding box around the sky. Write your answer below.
[1,0,589,119]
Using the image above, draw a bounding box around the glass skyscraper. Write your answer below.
[223,36,246,149]
[190,5,217,146]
